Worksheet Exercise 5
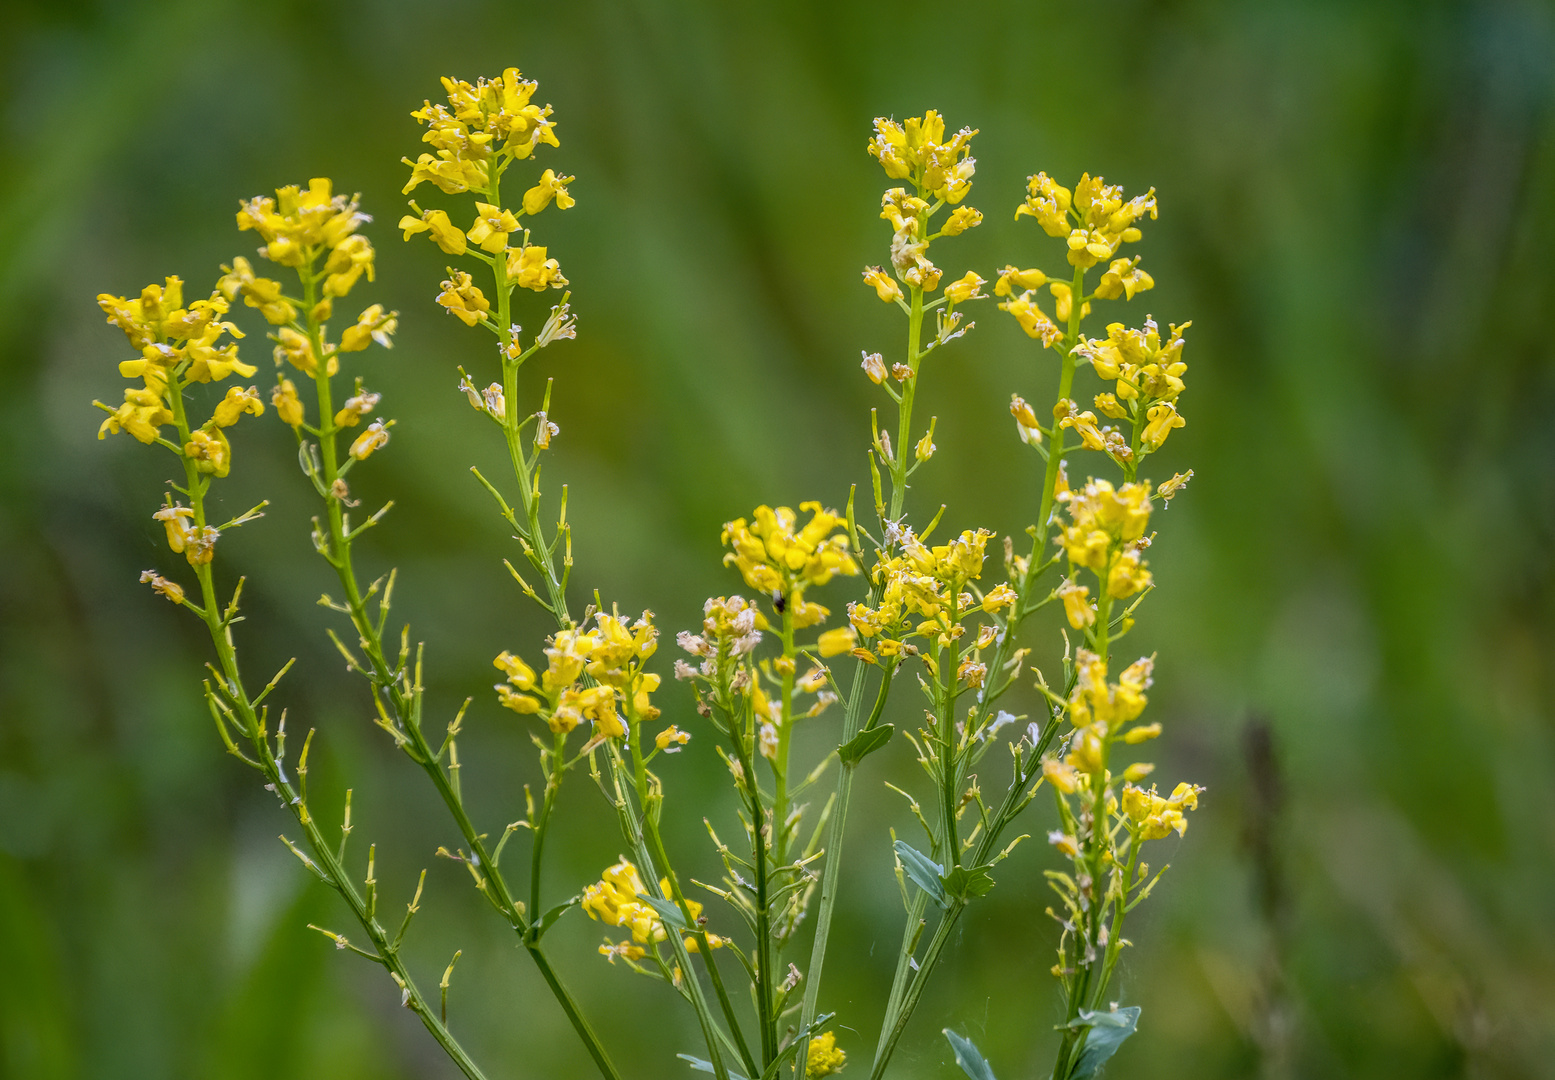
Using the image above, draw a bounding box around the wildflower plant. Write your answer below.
[92,66,1203,1080]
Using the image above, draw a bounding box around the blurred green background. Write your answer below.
[2,0,1553,1077]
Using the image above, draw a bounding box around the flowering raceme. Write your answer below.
[89,69,1213,1080]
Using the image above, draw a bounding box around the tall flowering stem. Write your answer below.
[401,69,752,1080]
[91,276,490,1079]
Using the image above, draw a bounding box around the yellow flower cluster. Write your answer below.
[1042,651,1199,852]
[492,612,660,741]
[860,110,984,306]
[404,69,560,196]
[997,172,1158,355]
[1074,317,1191,454]
[95,277,254,444]
[848,528,1015,673]
[219,178,397,394]
[722,503,859,620]
[583,858,723,963]
[1051,476,1154,630]
[804,1032,847,1078]
[235,178,376,296]
[1016,172,1157,269]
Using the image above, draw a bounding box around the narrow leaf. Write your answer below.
[1067,1006,1140,1079]
[893,839,947,908]
[641,894,690,930]
[677,1054,750,1080]
[837,723,894,765]
[532,895,580,940]
[944,1029,998,1080]
[942,862,997,902]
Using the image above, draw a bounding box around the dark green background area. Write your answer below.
[2,0,1553,1077]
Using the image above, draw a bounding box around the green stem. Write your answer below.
[890,286,924,521]
[166,378,490,1080]
[293,260,621,1080]
[795,661,887,1075]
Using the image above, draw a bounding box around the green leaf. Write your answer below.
[1066,1006,1140,1079]
[678,1054,750,1080]
[941,862,997,902]
[531,895,579,940]
[837,723,894,765]
[943,1029,998,1080]
[893,840,946,908]
[641,895,690,930]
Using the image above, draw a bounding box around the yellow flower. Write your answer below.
[467,202,520,253]
[817,626,858,657]
[271,379,304,427]
[507,244,567,291]
[1042,756,1081,794]
[139,570,186,605]
[211,386,264,427]
[943,270,985,305]
[1047,829,1080,859]
[655,725,690,752]
[1009,394,1043,446]
[993,265,1048,296]
[495,650,538,690]
[860,351,887,384]
[1015,172,1072,236]
[805,1032,846,1078]
[1142,401,1185,449]
[999,293,1062,347]
[184,428,232,477]
[495,686,542,714]
[217,257,297,325]
[862,265,902,303]
[1058,407,1107,452]
[722,502,859,596]
[523,168,576,215]
[340,305,398,353]
[939,206,982,236]
[349,419,391,460]
[1094,392,1129,420]
[436,270,490,327]
[96,386,172,443]
[1048,281,1090,324]
[598,941,647,965]
[1056,580,1095,629]
[1094,256,1154,300]
[321,234,375,297]
[398,207,468,255]
[981,582,1017,613]
[153,504,196,554]
[333,387,381,429]
[1107,548,1153,598]
[273,326,334,376]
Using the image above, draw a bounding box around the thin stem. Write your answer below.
[166,377,489,1080]
[290,256,621,1080]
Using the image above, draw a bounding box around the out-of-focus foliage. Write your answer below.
[1,0,1552,1077]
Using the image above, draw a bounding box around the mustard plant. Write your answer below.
[92,65,1202,1080]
